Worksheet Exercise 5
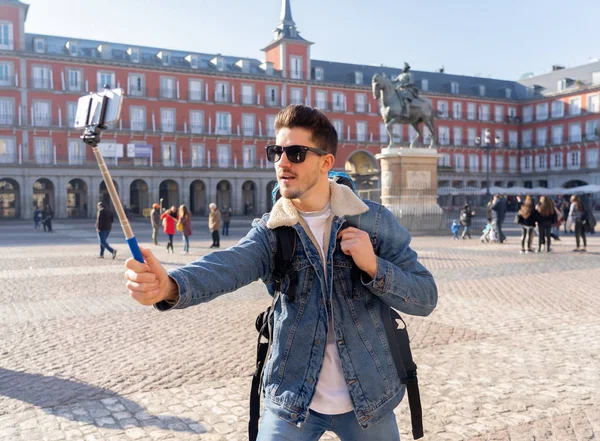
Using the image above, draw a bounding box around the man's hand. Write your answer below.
[124,248,178,306]
[337,227,377,279]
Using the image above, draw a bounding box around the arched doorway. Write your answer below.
[159,179,179,210]
[345,150,380,190]
[563,179,588,189]
[33,178,55,211]
[266,180,277,212]
[67,179,88,218]
[0,178,20,218]
[129,179,149,215]
[242,180,256,215]
[216,180,231,210]
[189,180,206,215]
[99,180,119,211]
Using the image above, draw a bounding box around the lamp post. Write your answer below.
[475,128,500,203]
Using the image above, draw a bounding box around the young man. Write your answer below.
[124,105,437,440]
[96,202,117,259]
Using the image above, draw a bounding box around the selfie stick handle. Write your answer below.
[81,88,144,263]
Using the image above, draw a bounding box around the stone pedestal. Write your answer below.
[375,147,445,233]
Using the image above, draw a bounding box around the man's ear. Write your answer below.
[321,154,335,172]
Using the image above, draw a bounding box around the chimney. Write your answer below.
[552,65,565,71]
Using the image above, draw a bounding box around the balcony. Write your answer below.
[0,76,16,88]
[264,97,280,108]
[239,95,256,106]
[0,113,14,126]
[128,87,148,98]
[30,78,52,90]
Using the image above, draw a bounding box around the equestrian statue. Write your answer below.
[372,63,436,148]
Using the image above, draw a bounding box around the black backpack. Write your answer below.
[249,174,423,440]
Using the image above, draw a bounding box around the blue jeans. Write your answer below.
[183,234,190,252]
[257,408,400,441]
[98,230,114,256]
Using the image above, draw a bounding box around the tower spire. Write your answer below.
[280,0,294,26]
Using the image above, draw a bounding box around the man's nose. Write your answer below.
[277,150,293,168]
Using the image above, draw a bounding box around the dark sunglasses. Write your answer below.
[265,144,330,164]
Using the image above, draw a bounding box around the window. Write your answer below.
[438,154,450,167]
[191,144,205,167]
[66,102,77,128]
[243,145,255,168]
[130,107,146,131]
[34,38,45,53]
[355,94,366,113]
[467,127,476,146]
[0,62,12,86]
[189,110,203,134]
[526,87,534,98]
[379,123,387,143]
[587,94,599,113]
[316,91,327,110]
[509,156,518,172]
[97,71,115,91]
[332,92,345,112]
[481,155,491,173]
[216,58,224,71]
[509,131,518,148]
[266,115,276,137]
[66,69,82,92]
[551,152,563,170]
[160,108,175,132]
[568,151,580,169]
[586,149,599,168]
[34,138,52,164]
[0,137,16,163]
[334,120,343,140]
[521,155,532,172]
[495,130,504,147]
[522,129,532,148]
[536,154,547,171]
[68,41,78,56]
[557,79,567,91]
[32,101,51,127]
[217,144,231,168]
[266,86,278,106]
[507,106,517,120]
[290,56,302,79]
[290,88,303,105]
[452,127,462,146]
[160,52,171,66]
[536,128,547,147]
[437,100,448,118]
[241,84,255,105]
[467,103,476,120]
[535,103,548,121]
[160,76,175,99]
[128,74,145,97]
[32,66,51,89]
[505,88,512,99]
[215,81,229,102]
[479,104,490,121]
[569,123,581,143]
[0,98,13,125]
[130,48,140,63]
[494,105,504,123]
[585,120,599,140]
[162,143,176,166]
[438,126,450,145]
[552,100,564,118]
[0,22,14,49]
[315,68,324,81]
[454,154,464,172]
[216,112,231,135]
[468,154,479,172]
[450,82,459,94]
[552,125,564,144]
[242,114,255,136]
[356,122,367,142]
[569,97,581,116]
[523,106,533,123]
[421,79,428,91]
[452,102,462,119]
[478,85,485,96]
[495,155,504,173]
[68,140,85,165]
[355,72,363,85]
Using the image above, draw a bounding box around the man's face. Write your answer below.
[274,127,328,201]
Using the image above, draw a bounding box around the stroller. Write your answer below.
[480,222,497,243]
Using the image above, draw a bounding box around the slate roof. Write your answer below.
[518,60,600,96]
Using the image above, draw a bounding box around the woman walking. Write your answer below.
[568,195,587,252]
[160,206,178,254]
[178,205,193,254]
[516,200,536,253]
[535,196,557,253]
[208,203,221,248]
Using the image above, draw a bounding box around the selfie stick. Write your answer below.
[80,87,144,263]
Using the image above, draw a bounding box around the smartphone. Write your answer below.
[74,88,124,129]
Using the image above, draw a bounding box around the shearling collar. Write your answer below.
[266,180,369,229]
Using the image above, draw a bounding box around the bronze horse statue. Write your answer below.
[372,73,436,148]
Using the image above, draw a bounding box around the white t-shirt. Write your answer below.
[299,205,354,415]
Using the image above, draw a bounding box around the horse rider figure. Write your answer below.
[392,62,419,117]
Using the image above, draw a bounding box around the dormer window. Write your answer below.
[33,38,45,53]
[211,56,226,72]
[478,85,485,96]
[0,22,13,50]
[66,41,79,57]
[157,51,171,66]
[450,82,459,94]
[191,56,198,69]
[421,78,429,91]
[315,67,324,81]
[127,48,140,63]
[505,88,512,99]
[557,79,567,91]
[97,44,111,60]
[355,71,363,85]
[526,86,535,97]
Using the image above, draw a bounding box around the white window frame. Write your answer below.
[266,86,278,107]
[468,154,479,172]
[33,37,45,53]
[521,155,532,172]
[569,123,581,143]
[332,92,345,112]
[66,102,77,128]
[217,144,231,168]
[162,143,176,167]
[551,152,563,170]
[315,90,327,110]
[216,112,231,135]
[586,148,599,168]
[290,56,303,80]
[568,151,581,170]
[437,100,448,118]
[188,79,203,101]
[454,154,465,172]
[241,84,255,105]
[509,131,518,148]
[379,122,387,143]
[0,97,14,125]
[68,139,86,165]
[478,85,485,96]
[587,94,599,113]
[32,65,51,89]
[569,97,581,116]
[315,68,324,81]
[467,103,476,120]
[536,154,547,171]
[585,120,599,141]
[128,73,145,97]
[66,68,83,92]
[479,104,490,121]
[494,105,504,123]
[191,144,205,168]
[266,115,276,138]
[97,70,115,92]
[160,76,175,99]
[552,100,564,118]
[34,137,52,164]
[130,106,146,131]
[552,125,564,145]
[495,155,504,173]
[450,82,459,94]
[438,126,450,145]
[0,136,16,163]
[242,145,256,169]
[0,62,12,86]
[242,113,255,136]
[523,106,533,123]
[522,129,533,148]
[421,79,429,91]
[535,103,549,121]
[508,156,518,172]
[494,130,504,148]
[215,81,229,103]
[160,108,176,133]
[536,127,547,147]
[356,121,367,142]
[0,22,14,50]
[290,88,303,105]
[355,72,363,85]
[452,102,462,119]
[467,127,476,146]
[334,120,344,140]
[355,93,366,113]
[189,110,204,134]
[452,127,462,146]
[32,100,51,127]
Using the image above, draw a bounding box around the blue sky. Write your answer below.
[22,0,600,80]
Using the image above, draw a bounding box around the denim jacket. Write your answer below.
[159,181,438,428]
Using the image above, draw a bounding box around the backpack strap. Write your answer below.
[273,226,297,302]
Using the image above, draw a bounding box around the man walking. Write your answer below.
[150,203,161,245]
[96,202,117,259]
[491,194,507,243]
[124,105,437,440]
[208,203,221,248]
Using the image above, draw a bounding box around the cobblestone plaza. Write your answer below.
[0,219,599,440]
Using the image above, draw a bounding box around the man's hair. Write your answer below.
[274,105,338,157]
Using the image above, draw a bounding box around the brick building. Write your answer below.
[0,0,599,219]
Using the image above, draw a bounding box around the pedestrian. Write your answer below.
[551,200,563,241]
[561,200,570,234]
[208,203,221,248]
[150,203,161,245]
[568,195,587,252]
[535,196,557,253]
[178,204,192,254]
[160,206,178,254]
[459,203,475,239]
[42,204,54,233]
[516,200,536,253]
[491,194,506,243]
[451,219,460,239]
[33,206,41,231]
[124,104,437,441]
[96,202,117,259]
[221,205,232,236]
